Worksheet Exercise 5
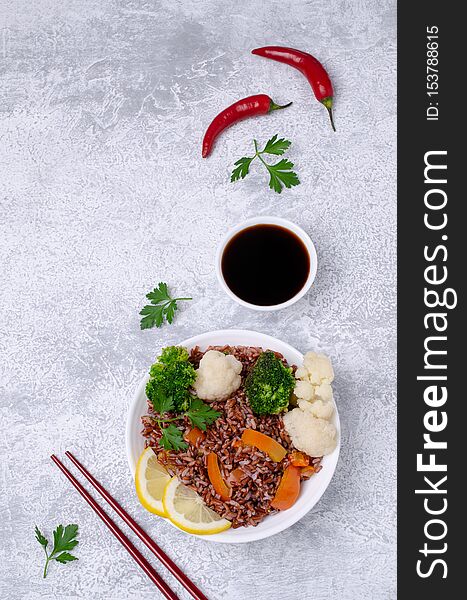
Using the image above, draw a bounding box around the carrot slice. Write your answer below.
[184,427,205,447]
[241,429,287,462]
[289,451,309,467]
[300,465,316,479]
[229,467,247,484]
[271,465,301,510]
[207,452,231,500]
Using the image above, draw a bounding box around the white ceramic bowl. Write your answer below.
[126,329,340,543]
[215,216,318,311]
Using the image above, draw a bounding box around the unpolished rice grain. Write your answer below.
[141,346,322,528]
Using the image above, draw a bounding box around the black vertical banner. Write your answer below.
[398,2,462,596]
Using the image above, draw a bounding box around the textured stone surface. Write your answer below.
[0,0,396,598]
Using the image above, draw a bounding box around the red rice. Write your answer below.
[141,346,322,528]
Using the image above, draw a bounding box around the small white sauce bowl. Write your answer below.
[215,216,318,311]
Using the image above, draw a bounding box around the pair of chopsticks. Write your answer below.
[51,451,208,600]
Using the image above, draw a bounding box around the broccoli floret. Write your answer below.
[158,345,190,366]
[146,346,196,413]
[245,351,295,415]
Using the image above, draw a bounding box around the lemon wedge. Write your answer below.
[163,477,231,535]
[135,447,171,516]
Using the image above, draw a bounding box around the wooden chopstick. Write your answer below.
[64,451,208,600]
[51,454,179,600]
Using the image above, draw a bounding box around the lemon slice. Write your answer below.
[163,477,231,535]
[135,447,171,516]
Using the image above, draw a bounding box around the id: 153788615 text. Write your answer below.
[426,25,439,121]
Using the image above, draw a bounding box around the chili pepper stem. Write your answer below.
[326,107,336,132]
[269,100,293,112]
[321,97,336,132]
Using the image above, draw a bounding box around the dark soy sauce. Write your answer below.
[221,224,310,306]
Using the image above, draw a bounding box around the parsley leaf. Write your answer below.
[55,552,78,564]
[35,523,79,578]
[35,525,48,548]
[231,135,300,194]
[186,398,221,431]
[140,282,192,330]
[265,158,300,193]
[165,300,177,325]
[262,134,291,156]
[140,304,164,329]
[53,524,79,554]
[160,424,188,451]
[146,282,170,304]
[146,391,221,449]
[231,156,254,182]
[150,387,175,414]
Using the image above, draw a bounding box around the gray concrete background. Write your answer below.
[0,1,396,598]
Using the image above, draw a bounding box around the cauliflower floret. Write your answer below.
[294,352,335,412]
[286,351,337,455]
[283,408,337,456]
[298,399,334,420]
[294,379,315,402]
[314,382,334,403]
[302,352,334,385]
[295,366,308,380]
[192,350,242,401]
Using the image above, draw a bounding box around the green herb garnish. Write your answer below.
[35,524,79,578]
[185,397,222,431]
[140,282,192,330]
[145,346,221,450]
[146,346,221,450]
[231,135,300,193]
[150,386,176,414]
[150,395,221,451]
[159,423,188,451]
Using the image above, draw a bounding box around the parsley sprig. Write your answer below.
[231,135,300,193]
[35,524,79,578]
[140,282,192,329]
[149,390,221,451]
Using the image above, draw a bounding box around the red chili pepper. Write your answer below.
[252,46,336,131]
[202,94,292,158]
